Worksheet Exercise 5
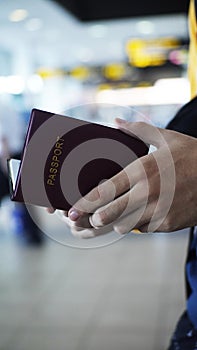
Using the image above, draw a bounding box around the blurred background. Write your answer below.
[0,0,191,349]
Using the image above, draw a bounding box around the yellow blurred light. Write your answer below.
[70,66,89,80]
[115,82,132,89]
[126,37,179,67]
[9,9,28,22]
[97,84,112,91]
[137,81,152,87]
[103,63,126,80]
[37,68,64,79]
[132,229,143,234]
[97,82,132,91]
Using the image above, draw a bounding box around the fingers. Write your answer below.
[89,178,150,228]
[68,168,131,220]
[112,196,177,234]
[70,228,96,239]
[61,216,96,238]
[113,202,156,234]
[46,207,55,214]
[70,224,114,239]
[70,215,92,230]
[115,119,166,149]
[62,215,114,239]
[89,191,132,228]
[46,208,68,216]
[68,152,150,222]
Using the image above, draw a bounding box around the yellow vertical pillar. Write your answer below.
[188,0,197,98]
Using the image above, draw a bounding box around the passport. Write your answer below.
[7,108,148,211]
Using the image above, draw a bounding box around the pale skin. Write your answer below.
[48,119,197,238]
[0,136,10,173]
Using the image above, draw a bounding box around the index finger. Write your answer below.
[68,154,149,221]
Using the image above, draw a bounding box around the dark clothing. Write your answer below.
[167,97,197,349]
[167,96,197,138]
[0,166,9,204]
[168,311,197,350]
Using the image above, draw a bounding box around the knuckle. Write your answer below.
[129,121,148,136]
[87,185,110,208]
[97,184,109,203]
[131,121,145,130]
[141,154,158,175]
[85,187,101,207]
[93,186,102,201]
[135,121,146,128]
[75,187,101,214]
[98,180,117,203]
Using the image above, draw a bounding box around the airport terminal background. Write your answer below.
[0,0,192,349]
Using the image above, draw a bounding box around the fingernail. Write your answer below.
[115,118,126,124]
[89,215,99,229]
[47,207,55,214]
[69,209,79,221]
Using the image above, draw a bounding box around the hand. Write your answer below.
[67,119,197,234]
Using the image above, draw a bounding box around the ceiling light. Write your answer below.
[9,9,28,22]
[136,21,154,35]
[27,75,43,93]
[96,81,190,106]
[25,18,43,31]
[0,76,25,94]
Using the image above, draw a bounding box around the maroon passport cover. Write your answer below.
[8,109,148,211]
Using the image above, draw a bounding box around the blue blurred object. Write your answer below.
[12,204,25,237]
[11,203,44,246]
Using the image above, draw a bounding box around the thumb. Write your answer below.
[115,118,166,149]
